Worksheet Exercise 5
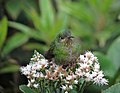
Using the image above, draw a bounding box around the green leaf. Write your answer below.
[8,21,44,41]
[2,33,28,55]
[39,0,55,30]
[95,30,112,47]
[50,11,69,40]
[111,0,120,11]
[0,61,19,74]
[94,52,115,78]
[69,89,77,93]
[107,37,120,73]
[102,83,120,93]
[60,1,94,24]
[5,0,23,19]
[101,0,113,12]
[70,19,92,37]
[0,17,8,50]
[23,7,45,32]
[23,43,48,51]
[19,85,37,93]
[88,0,113,12]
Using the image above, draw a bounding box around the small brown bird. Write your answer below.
[45,29,81,66]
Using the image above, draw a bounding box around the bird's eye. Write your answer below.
[60,37,64,40]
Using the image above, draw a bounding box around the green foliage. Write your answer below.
[94,52,115,78]
[5,0,23,19]
[39,0,55,30]
[0,0,120,92]
[8,0,68,46]
[2,32,29,55]
[8,21,42,40]
[0,17,20,74]
[107,36,120,73]
[59,0,120,49]
[0,61,19,74]
[0,17,7,51]
[19,85,37,93]
[102,83,120,93]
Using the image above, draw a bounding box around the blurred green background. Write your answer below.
[0,0,120,93]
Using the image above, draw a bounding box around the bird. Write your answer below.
[45,29,81,67]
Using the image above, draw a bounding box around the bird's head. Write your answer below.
[57,29,74,45]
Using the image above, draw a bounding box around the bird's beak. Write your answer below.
[67,36,74,39]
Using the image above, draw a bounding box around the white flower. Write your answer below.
[34,56,37,60]
[93,71,108,85]
[66,75,73,80]
[27,80,31,87]
[31,79,35,83]
[97,71,104,77]
[20,50,109,90]
[75,68,81,72]
[64,79,70,84]
[59,72,64,77]
[91,56,98,62]
[37,58,40,61]
[88,60,93,65]
[31,70,36,75]
[39,72,44,77]
[79,55,85,61]
[94,63,100,72]
[36,52,39,55]
[93,77,108,85]
[75,68,83,77]
[79,63,89,70]
[61,85,67,90]
[40,59,47,65]
[85,51,94,59]
[20,65,32,75]
[65,91,68,93]
[74,80,78,84]
[35,64,42,70]
[69,85,73,89]
[100,78,108,85]
[33,83,39,88]
[31,58,35,61]
[85,72,93,81]
[84,57,89,63]
[33,72,41,78]
[91,71,97,77]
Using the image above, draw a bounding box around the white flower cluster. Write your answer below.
[20,50,48,88]
[20,50,108,92]
[76,51,108,85]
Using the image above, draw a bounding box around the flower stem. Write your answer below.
[78,81,86,93]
